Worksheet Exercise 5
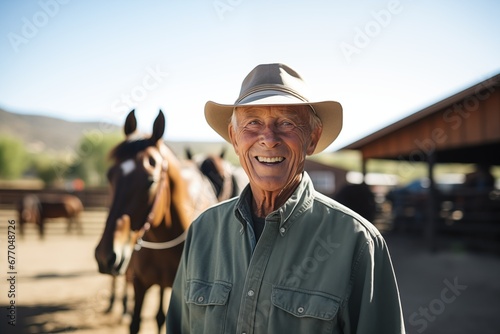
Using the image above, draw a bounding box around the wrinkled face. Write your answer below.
[228,105,321,193]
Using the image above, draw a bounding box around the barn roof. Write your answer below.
[340,73,500,165]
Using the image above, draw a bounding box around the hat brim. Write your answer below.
[205,97,342,154]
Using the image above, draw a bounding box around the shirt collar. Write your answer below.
[234,172,316,229]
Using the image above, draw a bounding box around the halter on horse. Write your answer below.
[94,110,218,334]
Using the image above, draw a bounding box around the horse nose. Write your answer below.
[95,247,116,275]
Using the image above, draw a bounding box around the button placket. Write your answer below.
[236,220,279,333]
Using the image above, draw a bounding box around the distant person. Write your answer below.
[457,163,496,217]
[166,63,405,333]
[464,163,495,191]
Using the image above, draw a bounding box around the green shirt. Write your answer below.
[166,172,405,333]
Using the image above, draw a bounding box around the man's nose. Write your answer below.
[259,125,280,147]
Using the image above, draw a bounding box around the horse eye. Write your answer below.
[106,168,114,182]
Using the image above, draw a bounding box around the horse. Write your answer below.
[334,182,377,222]
[94,110,219,334]
[17,193,83,238]
[185,146,243,202]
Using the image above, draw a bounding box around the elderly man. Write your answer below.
[166,63,405,333]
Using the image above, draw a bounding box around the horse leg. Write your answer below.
[122,277,135,321]
[122,280,129,317]
[105,276,116,314]
[66,217,72,234]
[38,218,45,239]
[19,218,24,237]
[155,287,165,334]
[76,216,83,235]
[130,279,147,334]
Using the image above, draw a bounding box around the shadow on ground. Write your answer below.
[0,301,130,334]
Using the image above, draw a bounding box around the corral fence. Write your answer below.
[0,187,110,210]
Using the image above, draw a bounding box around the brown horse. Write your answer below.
[186,147,244,202]
[94,110,218,334]
[17,193,83,238]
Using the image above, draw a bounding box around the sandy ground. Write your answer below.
[0,209,169,334]
[0,208,499,334]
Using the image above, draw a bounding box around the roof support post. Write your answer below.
[425,152,437,252]
[361,157,368,184]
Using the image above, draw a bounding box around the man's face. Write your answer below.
[228,105,321,193]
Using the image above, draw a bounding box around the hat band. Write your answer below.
[236,84,309,104]
[236,89,317,115]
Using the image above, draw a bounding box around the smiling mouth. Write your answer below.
[256,156,285,164]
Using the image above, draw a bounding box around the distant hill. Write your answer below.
[0,108,234,160]
[0,108,121,153]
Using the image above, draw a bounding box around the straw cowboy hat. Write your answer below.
[204,63,343,154]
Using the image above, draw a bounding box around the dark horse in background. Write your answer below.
[17,193,83,238]
[94,110,226,334]
[185,146,242,202]
[334,182,376,222]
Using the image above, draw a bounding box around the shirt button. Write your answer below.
[297,307,305,314]
[280,227,286,234]
[197,296,204,303]
[247,289,255,297]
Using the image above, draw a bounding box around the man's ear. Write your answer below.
[228,123,239,156]
[306,126,322,155]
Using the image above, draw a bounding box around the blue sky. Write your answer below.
[1,0,499,152]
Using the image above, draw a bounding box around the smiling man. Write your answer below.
[166,63,405,333]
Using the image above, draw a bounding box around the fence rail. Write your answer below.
[0,188,110,209]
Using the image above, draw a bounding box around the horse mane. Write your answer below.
[109,137,156,162]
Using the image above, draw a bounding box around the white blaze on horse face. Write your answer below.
[120,159,136,176]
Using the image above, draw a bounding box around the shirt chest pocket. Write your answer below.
[185,280,232,333]
[186,280,231,305]
[269,286,341,333]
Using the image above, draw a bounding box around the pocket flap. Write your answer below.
[186,280,232,306]
[271,286,340,320]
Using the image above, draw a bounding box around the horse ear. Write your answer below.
[185,147,193,160]
[124,110,137,136]
[151,110,165,143]
[220,147,226,158]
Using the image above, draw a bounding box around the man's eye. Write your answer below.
[246,120,260,126]
[279,121,295,128]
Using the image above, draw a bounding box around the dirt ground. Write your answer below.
[0,209,169,334]
[1,208,499,334]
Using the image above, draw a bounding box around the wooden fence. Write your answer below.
[0,188,110,210]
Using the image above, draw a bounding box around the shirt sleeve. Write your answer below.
[341,235,406,334]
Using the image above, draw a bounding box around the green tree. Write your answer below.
[69,131,123,186]
[0,135,28,179]
[31,153,70,185]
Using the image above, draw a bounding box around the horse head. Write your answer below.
[19,194,41,224]
[95,110,182,275]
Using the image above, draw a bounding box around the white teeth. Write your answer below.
[257,156,284,163]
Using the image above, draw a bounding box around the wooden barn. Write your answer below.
[339,73,500,251]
